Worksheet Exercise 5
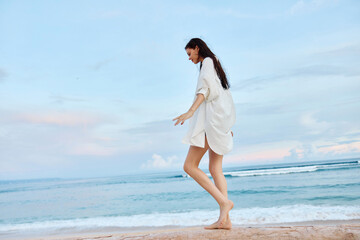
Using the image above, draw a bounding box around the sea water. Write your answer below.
[1,158,360,238]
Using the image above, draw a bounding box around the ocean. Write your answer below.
[1,158,360,238]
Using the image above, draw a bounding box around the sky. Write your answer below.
[0,0,359,180]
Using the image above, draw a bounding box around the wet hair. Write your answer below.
[185,38,230,89]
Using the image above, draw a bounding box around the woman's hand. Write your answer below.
[173,94,204,126]
[173,110,194,126]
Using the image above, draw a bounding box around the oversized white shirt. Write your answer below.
[182,57,236,155]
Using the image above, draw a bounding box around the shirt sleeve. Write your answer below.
[195,57,220,102]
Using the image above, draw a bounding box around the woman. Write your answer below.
[173,38,236,230]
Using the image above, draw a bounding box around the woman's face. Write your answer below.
[186,46,203,64]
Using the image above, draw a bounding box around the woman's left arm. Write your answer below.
[173,93,205,126]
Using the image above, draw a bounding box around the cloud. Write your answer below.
[299,111,332,135]
[292,65,360,77]
[115,118,188,155]
[124,119,175,134]
[0,108,123,178]
[68,142,118,156]
[226,137,360,165]
[50,95,88,104]
[235,102,290,116]
[200,7,279,20]
[318,141,360,155]
[232,64,360,91]
[95,3,277,21]
[0,68,7,82]
[141,153,180,169]
[282,143,319,162]
[287,0,338,15]
[4,110,104,127]
[312,43,360,58]
[226,147,292,164]
[282,140,360,162]
[88,57,117,71]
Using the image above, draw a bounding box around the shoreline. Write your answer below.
[3,219,360,240]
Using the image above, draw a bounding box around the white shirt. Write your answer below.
[182,57,236,155]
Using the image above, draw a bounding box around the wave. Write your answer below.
[224,165,318,177]
[1,204,359,233]
[177,160,360,178]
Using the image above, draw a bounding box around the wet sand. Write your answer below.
[4,219,360,240]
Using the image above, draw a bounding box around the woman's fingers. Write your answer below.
[173,114,183,126]
[173,112,192,126]
[174,119,180,126]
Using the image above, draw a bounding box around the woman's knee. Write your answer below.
[183,146,207,173]
[183,162,196,174]
[183,163,190,173]
[209,166,223,178]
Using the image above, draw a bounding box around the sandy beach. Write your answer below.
[4,219,360,240]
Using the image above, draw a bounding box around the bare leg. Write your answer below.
[204,149,232,230]
[183,135,233,229]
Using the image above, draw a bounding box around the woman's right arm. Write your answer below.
[189,93,205,114]
[173,93,205,126]
[197,57,220,102]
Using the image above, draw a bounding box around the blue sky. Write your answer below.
[0,0,359,180]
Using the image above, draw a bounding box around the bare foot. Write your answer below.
[222,214,232,230]
[218,199,233,226]
[204,220,219,230]
[204,214,232,230]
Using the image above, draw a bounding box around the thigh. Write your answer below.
[209,146,224,174]
[184,135,209,168]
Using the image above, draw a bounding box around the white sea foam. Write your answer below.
[1,204,359,232]
[223,165,318,177]
[198,161,358,178]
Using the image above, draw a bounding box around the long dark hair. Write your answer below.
[185,38,230,89]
